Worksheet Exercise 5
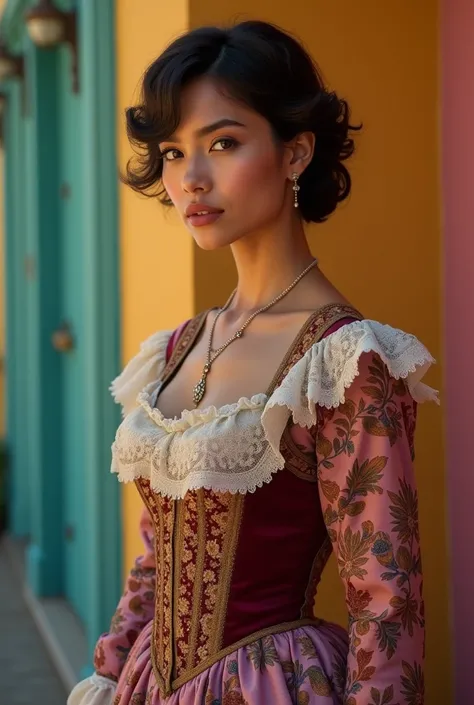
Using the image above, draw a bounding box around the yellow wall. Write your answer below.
[116,1,450,701]
[116,0,195,552]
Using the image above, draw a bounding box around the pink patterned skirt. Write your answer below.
[114,621,348,704]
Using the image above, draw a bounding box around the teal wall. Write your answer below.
[3,78,29,539]
[1,0,122,674]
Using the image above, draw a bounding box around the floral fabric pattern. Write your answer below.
[315,352,424,704]
[94,507,156,682]
[110,622,348,705]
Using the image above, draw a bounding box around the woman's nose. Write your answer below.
[182,158,212,194]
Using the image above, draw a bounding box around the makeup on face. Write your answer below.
[160,78,289,250]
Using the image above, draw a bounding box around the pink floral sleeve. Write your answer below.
[315,352,424,705]
[93,506,156,682]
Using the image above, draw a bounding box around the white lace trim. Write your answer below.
[110,319,438,498]
[261,319,438,458]
[67,673,116,705]
[111,387,284,498]
[109,329,172,417]
[111,444,284,498]
[140,382,268,432]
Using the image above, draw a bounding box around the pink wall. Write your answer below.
[441,0,474,700]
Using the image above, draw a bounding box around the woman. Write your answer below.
[68,20,437,705]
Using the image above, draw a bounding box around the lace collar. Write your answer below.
[109,309,438,498]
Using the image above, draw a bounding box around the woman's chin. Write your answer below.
[190,229,236,251]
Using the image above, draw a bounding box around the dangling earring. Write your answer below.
[292,172,300,208]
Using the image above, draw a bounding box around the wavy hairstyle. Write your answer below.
[124,20,361,224]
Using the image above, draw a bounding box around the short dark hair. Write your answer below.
[124,20,361,224]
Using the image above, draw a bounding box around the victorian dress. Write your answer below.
[68,303,437,705]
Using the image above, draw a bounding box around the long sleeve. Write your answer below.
[67,506,156,704]
[315,352,425,705]
[94,505,156,680]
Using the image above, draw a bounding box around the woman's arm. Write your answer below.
[93,506,156,680]
[67,506,156,704]
[315,352,424,705]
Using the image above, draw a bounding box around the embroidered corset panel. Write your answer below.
[136,459,330,695]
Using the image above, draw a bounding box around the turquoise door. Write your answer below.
[3,0,121,670]
[57,41,87,624]
[4,81,30,540]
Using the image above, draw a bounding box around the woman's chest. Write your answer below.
[156,310,313,420]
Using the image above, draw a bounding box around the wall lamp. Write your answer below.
[25,0,79,92]
[0,41,26,114]
[0,39,24,82]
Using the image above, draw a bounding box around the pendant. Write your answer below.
[193,364,210,406]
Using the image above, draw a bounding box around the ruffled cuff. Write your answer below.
[67,673,116,705]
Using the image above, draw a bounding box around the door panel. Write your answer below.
[57,43,87,623]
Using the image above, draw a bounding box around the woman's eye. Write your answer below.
[160,139,237,161]
[161,148,181,162]
[211,138,237,151]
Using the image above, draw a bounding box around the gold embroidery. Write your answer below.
[210,493,244,656]
[163,497,174,693]
[184,491,206,672]
[158,310,211,394]
[135,479,175,697]
[194,491,234,663]
[137,481,246,694]
[173,498,185,677]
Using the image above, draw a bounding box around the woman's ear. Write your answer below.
[286,131,316,177]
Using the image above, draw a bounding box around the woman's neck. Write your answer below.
[228,220,315,315]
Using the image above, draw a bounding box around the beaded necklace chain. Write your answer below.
[192,258,319,406]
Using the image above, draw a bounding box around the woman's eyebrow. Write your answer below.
[167,118,246,142]
[196,118,246,137]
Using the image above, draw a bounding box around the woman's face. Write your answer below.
[159,77,293,250]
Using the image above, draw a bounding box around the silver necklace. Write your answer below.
[192,258,319,407]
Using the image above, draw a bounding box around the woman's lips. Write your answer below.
[187,211,224,227]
